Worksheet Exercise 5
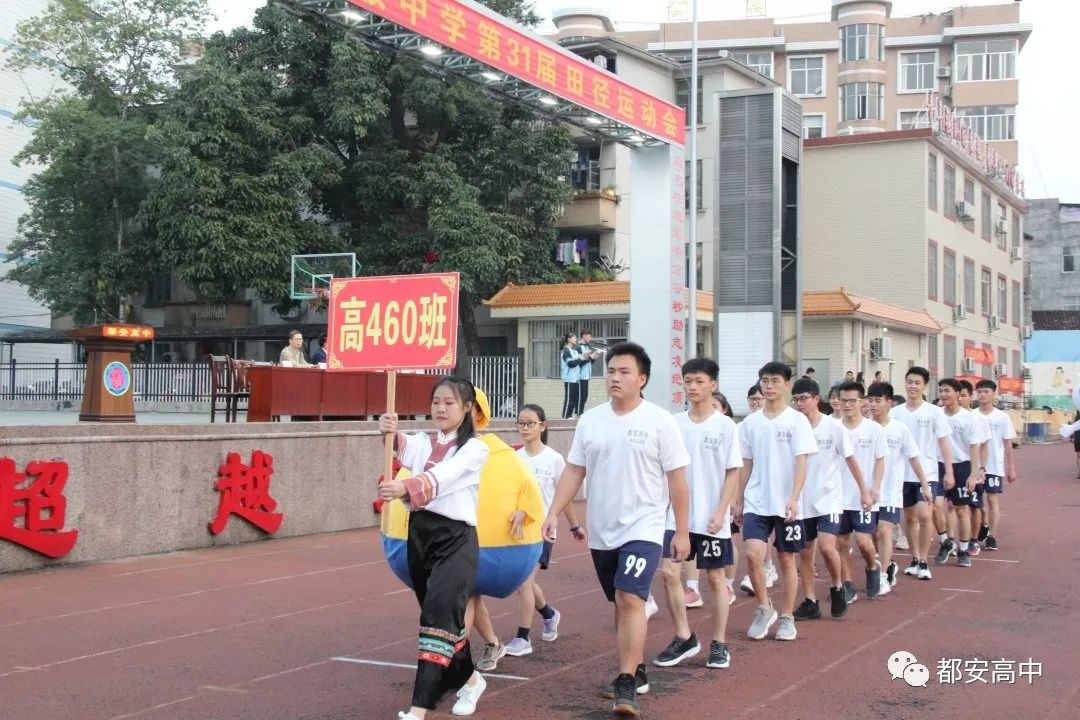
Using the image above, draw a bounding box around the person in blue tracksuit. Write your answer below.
[561,333,584,418]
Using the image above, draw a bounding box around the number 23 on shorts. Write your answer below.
[784,523,802,542]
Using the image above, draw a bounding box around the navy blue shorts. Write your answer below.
[662,530,734,569]
[741,512,805,553]
[970,482,984,509]
[591,541,662,602]
[902,481,938,508]
[878,506,901,524]
[944,461,973,506]
[839,509,878,535]
[984,474,1004,494]
[802,513,842,543]
[538,540,553,570]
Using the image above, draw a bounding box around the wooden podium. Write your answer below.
[70,325,155,422]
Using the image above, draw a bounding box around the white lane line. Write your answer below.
[331,656,529,681]
[939,587,984,593]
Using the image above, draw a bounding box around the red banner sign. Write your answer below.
[998,377,1024,393]
[347,0,685,146]
[954,374,984,387]
[963,346,995,365]
[327,272,460,370]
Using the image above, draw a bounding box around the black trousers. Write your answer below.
[562,381,579,418]
[577,378,590,415]
[407,510,479,710]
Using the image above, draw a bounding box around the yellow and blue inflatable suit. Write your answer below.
[381,407,546,599]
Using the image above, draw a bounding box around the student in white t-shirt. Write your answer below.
[957,381,991,556]
[836,381,887,602]
[653,358,741,672]
[542,343,691,717]
[736,362,817,642]
[867,382,930,593]
[890,366,953,580]
[975,379,1018,552]
[502,404,585,660]
[791,378,858,621]
[935,378,989,568]
[738,382,779,596]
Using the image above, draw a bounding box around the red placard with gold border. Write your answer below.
[327,273,460,371]
[347,0,686,146]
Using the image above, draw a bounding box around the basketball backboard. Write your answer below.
[290,253,360,300]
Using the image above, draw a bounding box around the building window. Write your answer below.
[1011,212,1021,253]
[731,51,773,78]
[943,334,957,378]
[997,274,1007,322]
[899,50,936,92]
[1011,350,1021,380]
[840,82,884,121]
[927,240,938,301]
[570,147,601,191]
[927,152,937,211]
[1064,295,1080,312]
[956,106,1016,141]
[789,56,824,96]
[928,334,939,378]
[1065,244,1078,272]
[900,110,930,129]
[528,318,627,379]
[954,40,1017,82]
[963,258,975,314]
[840,23,885,62]
[981,191,991,241]
[803,114,824,139]
[943,249,956,307]
[981,267,992,316]
[675,76,703,126]
[944,164,956,219]
[1012,280,1021,326]
[685,159,703,211]
[962,178,975,231]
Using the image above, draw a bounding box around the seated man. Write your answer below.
[311,335,328,365]
[279,329,312,367]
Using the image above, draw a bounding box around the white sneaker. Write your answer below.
[399,713,423,720]
[740,574,754,594]
[878,580,891,596]
[451,673,487,716]
[764,564,778,588]
[895,532,910,550]
[645,594,659,619]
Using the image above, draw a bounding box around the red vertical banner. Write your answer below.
[669,149,687,408]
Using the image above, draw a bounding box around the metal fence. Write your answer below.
[1,361,211,402]
[471,355,521,419]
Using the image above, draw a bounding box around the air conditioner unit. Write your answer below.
[956,201,974,221]
[994,220,1007,236]
[1022,366,1032,379]
[995,363,1007,377]
[954,304,968,321]
[936,66,952,79]
[1010,246,1022,261]
[961,357,976,373]
[943,84,953,98]
[1022,324,1033,339]
[989,315,1001,331]
[869,337,894,360]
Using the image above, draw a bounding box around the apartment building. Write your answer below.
[801,127,1026,390]
[1024,199,1080,313]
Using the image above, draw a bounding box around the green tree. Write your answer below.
[4,0,207,322]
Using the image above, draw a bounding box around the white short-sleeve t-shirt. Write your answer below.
[738,406,818,519]
[665,411,743,539]
[890,401,951,482]
[879,419,921,509]
[568,400,690,550]
[979,407,1018,476]
[841,418,888,511]
[944,408,990,463]
[801,414,852,518]
[517,445,566,515]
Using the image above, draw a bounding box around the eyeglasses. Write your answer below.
[516,421,539,429]
[839,398,860,405]
[792,394,816,403]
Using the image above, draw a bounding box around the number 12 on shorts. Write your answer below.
[624,555,648,577]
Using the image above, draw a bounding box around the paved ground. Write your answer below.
[1,442,1077,720]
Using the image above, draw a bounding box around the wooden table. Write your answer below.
[246,367,440,422]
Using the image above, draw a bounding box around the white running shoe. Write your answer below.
[451,673,487,716]
[740,574,754,594]
[645,594,659,619]
[764,564,778,588]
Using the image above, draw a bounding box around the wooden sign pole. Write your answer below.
[384,370,397,485]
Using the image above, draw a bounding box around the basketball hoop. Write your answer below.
[305,287,329,312]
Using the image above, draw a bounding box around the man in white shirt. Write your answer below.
[836,381,887,601]
[958,380,991,556]
[738,382,779,596]
[791,378,859,621]
[935,378,989,568]
[654,358,741,671]
[542,342,690,717]
[890,367,953,580]
[735,362,817,642]
[975,379,1018,551]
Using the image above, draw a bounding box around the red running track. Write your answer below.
[1,443,1078,720]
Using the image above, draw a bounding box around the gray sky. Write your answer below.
[208,0,1074,201]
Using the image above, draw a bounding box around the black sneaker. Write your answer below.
[829,586,848,618]
[600,664,648,699]
[934,538,956,565]
[653,632,701,667]
[792,598,821,620]
[866,567,882,598]
[612,673,639,716]
[984,535,998,551]
[886,561,898,587]
[843,580,858,604]
[978,524,990,542]
[956,550,972,568]
[706,640,730,669]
